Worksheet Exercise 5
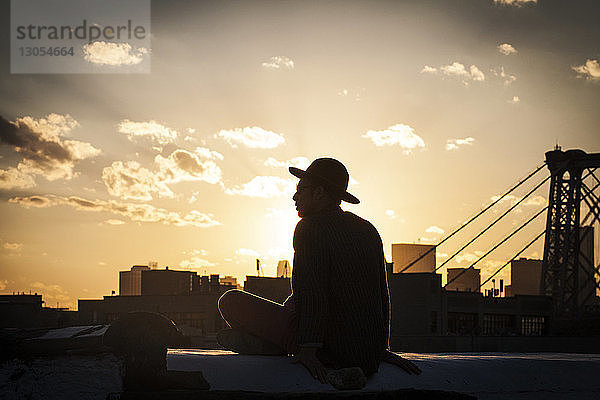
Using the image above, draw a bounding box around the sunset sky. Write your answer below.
[1,0,599,309]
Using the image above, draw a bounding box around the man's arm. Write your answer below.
[380,253,390,350]
[291,219,330,382]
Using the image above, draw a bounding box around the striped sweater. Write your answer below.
[290,206,390,376]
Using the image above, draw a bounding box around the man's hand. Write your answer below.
[292,346,328,383]
[383,349,422,375]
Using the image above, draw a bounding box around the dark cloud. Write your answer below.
[0,115,72,169]
[0,114,100,182]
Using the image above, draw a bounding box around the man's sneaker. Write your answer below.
[216,328,285,355]
[326,367,367,390]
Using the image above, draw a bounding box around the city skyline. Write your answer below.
[1,0,600,309]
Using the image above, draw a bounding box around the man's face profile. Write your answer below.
[293,178,316,218]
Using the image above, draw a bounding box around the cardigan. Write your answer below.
[290,206,390,376]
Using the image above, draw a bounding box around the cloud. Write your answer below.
[572,59,600,81]
[422,62,485,84]
[385,210,397,219]
[491,67,517,85]
[30,281,71,305]
[102,161,173,201]
[155,148,223,185]
[216,127,285,149]
[493,0,537,6]
[446,137,475,151]
[225,176,295,198]
[490,194,547,207]
[104,219,125,225]
[83,41,149,66]
[179,256,216,269]
[3,242,23,251]
[362,124,425,153]
[118,119,178,145]
[0,167,36,189]
[9,195,222,228]
[509,96,520,104]
[262,56,295,70]
[264,156,310,170]
[426,226,445,235]
[497,43,518,55]
[103,148,223,201]
[469,65,485,81]
[236,248,260,257]
[337,87,365,101]
[0,114,100,184]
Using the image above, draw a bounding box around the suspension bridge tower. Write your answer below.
[541,148,600,317]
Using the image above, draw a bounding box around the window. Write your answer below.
[521,316,545,336]
[482,314,514,335]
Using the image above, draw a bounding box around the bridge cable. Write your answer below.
[444,205,548,288]
[434,174,550,273]
[476,230,546,292]
[398,162,548,273]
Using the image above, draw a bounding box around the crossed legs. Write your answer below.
[217,289,297,355]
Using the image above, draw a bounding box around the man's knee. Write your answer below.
[218,289,244,320]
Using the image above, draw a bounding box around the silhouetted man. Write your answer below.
[218,158,420,385]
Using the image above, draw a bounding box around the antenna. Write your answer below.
[256,259,263,277]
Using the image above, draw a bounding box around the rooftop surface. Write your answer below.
[167,350,600,399]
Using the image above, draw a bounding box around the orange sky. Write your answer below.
[1,0,599,309]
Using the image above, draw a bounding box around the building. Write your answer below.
[386,271,553,349]
[141,268,195,296]
[78,293,225,347]
[446,268,481,292]
[243,276,292,303]
[219,276,241,290]
[388,273,443,336]
[0,294,78,329]
[391,243,436,273]
[276,260,291,278]
[505,258,542,297]
[119,265,150,296]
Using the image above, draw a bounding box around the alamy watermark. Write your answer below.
[11,0,151,74]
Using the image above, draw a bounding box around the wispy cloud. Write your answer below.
[491,194,546,207]
[30,281,70,305]
[572,59,600,81]
[225,176,295,198]
[446,137,475,151]
[493,0,537,6]
[9,195,222,228]
[3,242,23,251]
[425,226,445,235]
[509,95,520,104]
[421,62,485,84]
[118,119,178,145]
[236,248,260,257]
[491,67,517,85]
[264,156,310,170]
[83,41,149,66]
[262,56,294,70]
[497,43,518,55]
[362,124,425,153]
[216,127,285,149]
[0,114,100,185]
[104,219,125,225]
